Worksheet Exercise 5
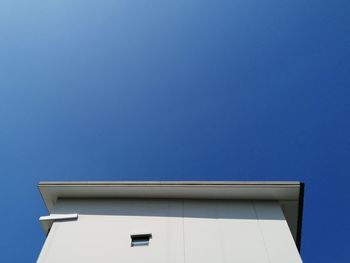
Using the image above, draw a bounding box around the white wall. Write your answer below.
[37,199,302,263]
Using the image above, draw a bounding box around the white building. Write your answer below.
[37,181,304,263]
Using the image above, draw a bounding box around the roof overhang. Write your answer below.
[38,181,304,250]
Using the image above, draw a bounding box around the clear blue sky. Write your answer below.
[0,0,349,262]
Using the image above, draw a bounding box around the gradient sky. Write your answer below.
[0,0,349,262]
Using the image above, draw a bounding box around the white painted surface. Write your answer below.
[254,202,303,263]
[183,200,270,263]
[37,199,302,263]
[37,200,184,263]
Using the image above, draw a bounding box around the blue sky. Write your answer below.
[0,0,349,261]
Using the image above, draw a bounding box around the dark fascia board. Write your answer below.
[38,181,304,250]
[296,182,305,251]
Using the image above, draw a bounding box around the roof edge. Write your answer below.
[39,181,302,186]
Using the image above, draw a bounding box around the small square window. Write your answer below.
[131,233,152,247]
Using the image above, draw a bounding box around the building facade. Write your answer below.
[37,181,304,263]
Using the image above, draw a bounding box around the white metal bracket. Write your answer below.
[39,214,78,234]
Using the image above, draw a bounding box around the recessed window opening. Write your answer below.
[131,233,152,247]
